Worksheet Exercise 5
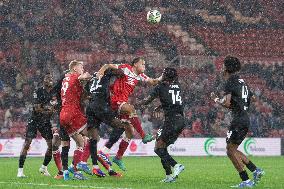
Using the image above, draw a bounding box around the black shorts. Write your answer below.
[59,126,70,141]
[86,101,117,129]
[231,114,250,128]
[157,114,185,146]
[25,119,53,140]
[226,127,248,145]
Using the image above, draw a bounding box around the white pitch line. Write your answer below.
[0,181,132,189]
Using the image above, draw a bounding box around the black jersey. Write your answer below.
[150,81,184,117]
[31,87,54,122]
[86,69,114,104]
[53,76,64,108]
[224,74,253,128]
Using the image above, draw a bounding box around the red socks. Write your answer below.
[130,116,145,138]
[98,156,110,170]
[53,150,62,172]
[120,114,145,138]
[115,114,145,160]
[82,139,90,162]
[73,148,83,171]
[116,138,130,159]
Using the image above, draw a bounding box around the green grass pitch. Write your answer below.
[0,156,283,189]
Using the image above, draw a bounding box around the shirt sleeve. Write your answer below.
[224,79,234,95]
[139,73,150,82]
[117,64,129,69]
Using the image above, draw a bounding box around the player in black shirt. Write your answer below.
[17,73,55,178]
[138,67,185,183]
[211,56,264,187]
[86,68,131,177]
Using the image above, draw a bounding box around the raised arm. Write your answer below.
[136,84,160,110]
[78,72,92,81]
[96,64,118,78]
[138,95,157,107]
[146,75,162,86]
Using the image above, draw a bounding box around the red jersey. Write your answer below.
[61,73,83,108]
[110,64,149,102]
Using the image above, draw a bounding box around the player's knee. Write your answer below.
[47,144,52,151]
[124,126,134,139]
[121,104,135,115]
[154,148,164,156]
[76,140,84,148]
[226,146,234,156]
[88,128,99,140]
[128,130,133,138]
[125,131,133,139]
[61,140,70,147]
[23,139,32,149]
[23,144,30,151]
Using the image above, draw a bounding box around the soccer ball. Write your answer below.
[147,10,161,24]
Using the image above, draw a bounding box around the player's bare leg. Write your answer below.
[226,143,245,172]
[236,150,265,184]
[113,103,152,171]
[226,143,255,187]
[39,139,52,176]
[17,138,32,177]
[120,103,152,143]
[113,105,135,171]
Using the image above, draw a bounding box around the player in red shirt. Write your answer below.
[97,57,161,170]
[60,60,92,180]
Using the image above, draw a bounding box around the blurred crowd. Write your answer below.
[0,0,283,138]
[1,58,283,139]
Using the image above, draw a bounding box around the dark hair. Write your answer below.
[162,67,178,82]
[131,57,144,66]
[42,73,52,81]
[224,56,241,73]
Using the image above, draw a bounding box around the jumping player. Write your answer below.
[211,56,264,188]
[97,57,161,171]
[85,68,131,177]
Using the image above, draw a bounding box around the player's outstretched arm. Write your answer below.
[146,75,162,86]
[96,64,118,78]
[210,92,231,108]
[78,72,92,81]
[136,95,157,112]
